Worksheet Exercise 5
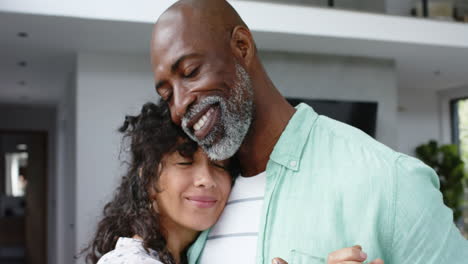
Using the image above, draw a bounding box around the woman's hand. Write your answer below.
[271,257,288,264]
[271,245,384,264]
[327,245,384,264]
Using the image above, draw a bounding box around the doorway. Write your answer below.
[0,131,47,264]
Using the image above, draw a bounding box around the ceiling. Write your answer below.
[1,5,468,106]
[0,12,153,106]
[238,0,386,13]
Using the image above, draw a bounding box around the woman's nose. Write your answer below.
[194,168,217,189]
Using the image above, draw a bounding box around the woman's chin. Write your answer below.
[186,218,218,231]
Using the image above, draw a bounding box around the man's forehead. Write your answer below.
[153,9,189,46]
[152,27,205,71]
[152,23,218,73]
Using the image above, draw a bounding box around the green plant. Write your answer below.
[415,140,467,222]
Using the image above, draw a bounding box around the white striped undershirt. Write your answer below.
[199,171,266,264]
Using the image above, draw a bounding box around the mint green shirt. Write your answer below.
[189,103,468,264]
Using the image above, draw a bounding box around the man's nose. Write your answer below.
[171,84,197,125]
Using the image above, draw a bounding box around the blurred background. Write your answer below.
[0,0,467,263]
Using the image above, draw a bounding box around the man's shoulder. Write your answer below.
[303,113,400,168]
[290,112,410,206]
[276,104,399,171]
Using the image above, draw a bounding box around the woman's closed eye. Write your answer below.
[211,161,228,170]
[176,161,193,166]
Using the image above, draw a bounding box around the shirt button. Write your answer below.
[290,160,297,167]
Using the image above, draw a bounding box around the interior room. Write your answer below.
[1,0,467,263]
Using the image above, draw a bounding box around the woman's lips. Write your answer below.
[186,196,218,208]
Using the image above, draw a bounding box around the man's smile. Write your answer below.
[185,103,221,140]
[178,64,254,161]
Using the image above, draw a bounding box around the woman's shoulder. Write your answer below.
[97,237,163,264]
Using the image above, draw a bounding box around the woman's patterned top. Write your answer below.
[97,237,162,264]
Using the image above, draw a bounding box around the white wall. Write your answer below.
[395,83,468,157]
[396,84,468,156]
[55,69,78,264]
[259,51,398,148]
[439,85,468,144]
[74,52,158,262]
[397,87,440,155]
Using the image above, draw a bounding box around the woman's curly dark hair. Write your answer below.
[82,101,239,264]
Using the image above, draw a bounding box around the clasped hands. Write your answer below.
[272,245,384,264]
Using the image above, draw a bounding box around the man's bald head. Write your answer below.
[168,0,247,27]
[151,0,255,63]
[156,0,248,40]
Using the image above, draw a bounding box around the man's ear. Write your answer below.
[230,26,256,67]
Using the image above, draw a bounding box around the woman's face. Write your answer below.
[154,147,232,232]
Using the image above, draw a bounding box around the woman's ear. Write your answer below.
[147,164,162,213]
[150,200,159,214]
[230,26,256,67]
[147,184,160,213]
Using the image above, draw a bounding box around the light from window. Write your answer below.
[458,99,468,171]
[452,97,468,237]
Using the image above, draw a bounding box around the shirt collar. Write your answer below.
[268,103,318,171]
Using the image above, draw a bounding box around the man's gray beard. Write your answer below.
[181,63,253,160]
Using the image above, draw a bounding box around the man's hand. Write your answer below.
[328,245,384,264]
[271,245,384,264]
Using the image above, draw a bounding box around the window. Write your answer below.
[4,152,28,197]
[451,97,468,166]
[451,97,468,236]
